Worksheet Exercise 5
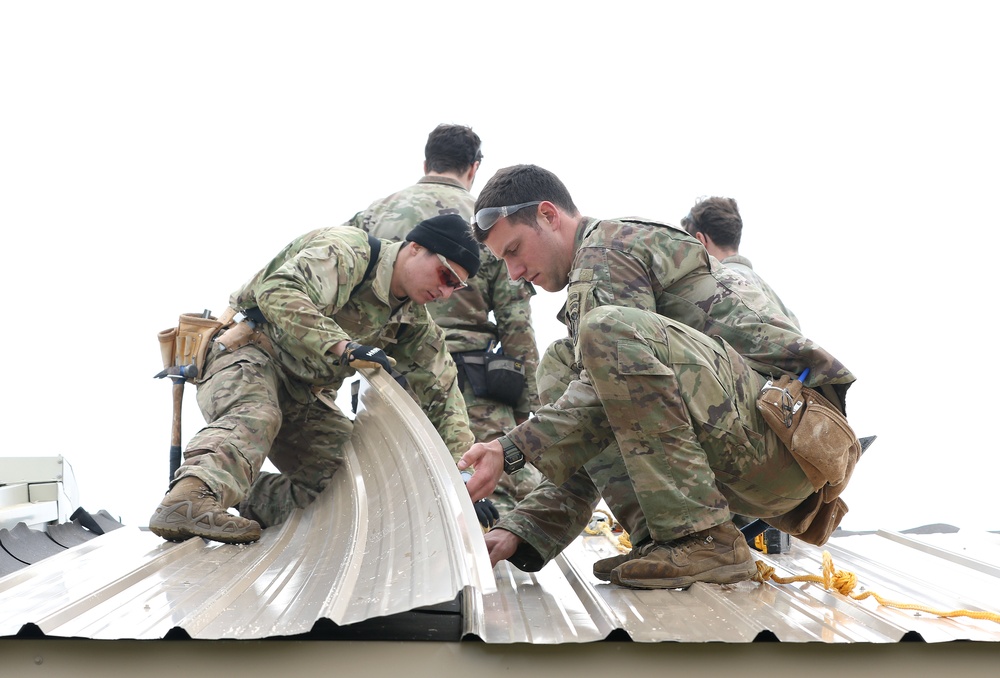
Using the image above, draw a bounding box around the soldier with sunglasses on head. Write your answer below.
[458,164,860,590]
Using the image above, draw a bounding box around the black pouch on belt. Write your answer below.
[454,347,526,406]
[484,349,525,406]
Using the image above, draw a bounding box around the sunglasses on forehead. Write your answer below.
[435,253,469,289]
[473,201,542,232]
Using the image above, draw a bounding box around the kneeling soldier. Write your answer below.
[149,214,480,543]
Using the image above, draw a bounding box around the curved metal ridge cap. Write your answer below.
[195,368,496,636]
[351,369,496,602]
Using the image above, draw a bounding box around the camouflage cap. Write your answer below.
[405,213,481,278]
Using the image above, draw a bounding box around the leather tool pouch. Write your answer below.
[213,307,276,360]
[157,327,178,371]
[174,313,225,380]
[455,349,526,406]
[757,374,861,545]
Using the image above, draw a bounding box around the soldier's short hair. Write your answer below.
[681,196,743,250]
[425,124,482,174]
[472,165,579,242]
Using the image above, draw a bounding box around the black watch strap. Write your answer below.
[498,435,525,475]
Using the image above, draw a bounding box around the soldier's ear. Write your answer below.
[539,201,559,230]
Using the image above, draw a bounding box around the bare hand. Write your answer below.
[457,439,504,501]
[484,528,522,567]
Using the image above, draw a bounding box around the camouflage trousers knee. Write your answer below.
[177,343,352,528]
[535,336,647,543]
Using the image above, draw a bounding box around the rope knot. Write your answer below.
[754,560,775,583]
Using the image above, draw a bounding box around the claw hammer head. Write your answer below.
[154,364,199,381]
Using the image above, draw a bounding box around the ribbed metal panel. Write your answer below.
[0,370,493,639]
[469,528,1000,643]
[1,368,998,643]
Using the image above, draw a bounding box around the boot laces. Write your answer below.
[194,486,216,500]
[665,532,716,555]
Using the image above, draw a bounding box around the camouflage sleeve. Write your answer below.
[254,242,362,358]
[390,319,475,458]
[489,261,540,418]
[493,470,601,571]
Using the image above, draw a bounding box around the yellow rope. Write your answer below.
[585,509,632,553]
[753,551,1000,625]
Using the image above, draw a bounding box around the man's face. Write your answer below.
[399,246,470,304]
[483,210,571,293]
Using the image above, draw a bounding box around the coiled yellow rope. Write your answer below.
[753,551,1000,624]
[585,509,632,553]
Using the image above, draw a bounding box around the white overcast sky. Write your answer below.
[2,2,998,532]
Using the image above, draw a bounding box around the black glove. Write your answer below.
[340,341,396,371]
[473,497,500,529]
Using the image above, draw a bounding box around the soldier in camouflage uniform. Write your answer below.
[349,124,543,524]
[459,165,859,589]
[149,214,481,544]
[682,196,800,329]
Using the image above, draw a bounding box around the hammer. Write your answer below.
[154,363,198,482]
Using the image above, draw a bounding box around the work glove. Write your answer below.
[340,341,396,371]
[461,470,499,529]
[474,498,500,529]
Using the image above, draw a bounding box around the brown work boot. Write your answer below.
[148,476,261,544]
[610,521,756,589]
[592,540,654,582]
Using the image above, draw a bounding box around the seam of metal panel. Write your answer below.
[179,512,320,636]
[314,445,368,625]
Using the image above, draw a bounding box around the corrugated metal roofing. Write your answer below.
[473,528,1000,644]
[2,371,999,643]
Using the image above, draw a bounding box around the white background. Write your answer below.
[2,2,997,532]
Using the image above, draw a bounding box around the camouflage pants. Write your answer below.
[569,306,814,542]
[533,337,648,541]
[461,382,543,513]
[176,344,352,528]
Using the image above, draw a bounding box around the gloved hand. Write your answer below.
[474,498,500,529]
[461,469,500,529]
[340,341,396,371]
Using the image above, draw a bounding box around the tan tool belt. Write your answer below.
[157,307,277,383]
[157,309,233,379]
[212,307,277,361]
[757,373,861,545]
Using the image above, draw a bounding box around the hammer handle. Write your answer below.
[169,381,184,481]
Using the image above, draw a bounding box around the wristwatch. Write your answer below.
[498,435,525,475]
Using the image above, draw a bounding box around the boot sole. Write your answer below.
[611,560,757,590]
[148,521,261,544]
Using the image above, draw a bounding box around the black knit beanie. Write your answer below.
[405,214,481,278]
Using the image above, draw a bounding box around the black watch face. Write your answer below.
[504,452,524,474]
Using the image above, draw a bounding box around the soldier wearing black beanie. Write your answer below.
[405,214,481,278]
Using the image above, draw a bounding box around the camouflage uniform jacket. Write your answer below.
[350,175,540,418]
[497,217,856,567]
[721,253,801,329]
[229,225,474,455]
